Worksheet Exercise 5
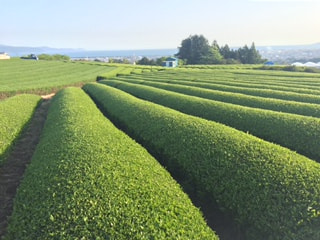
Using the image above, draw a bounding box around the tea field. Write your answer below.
[0,59,116,98]
[1,61,320,240]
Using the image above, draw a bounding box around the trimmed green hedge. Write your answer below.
[5,87,217,240]
[126,70,320,95]
[109,77,320,118]
[117,67,134,76]
[84,83,320,240]
[154,79,320,104]
[96,67,126,80]
[132,68,143,74]
[101,80,320,162]
[0,94,41,165]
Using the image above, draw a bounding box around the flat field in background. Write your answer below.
[0,59,115,98]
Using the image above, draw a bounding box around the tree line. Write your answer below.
[175,34,266,65]
[137,57,169,66]
[38,54,70,61]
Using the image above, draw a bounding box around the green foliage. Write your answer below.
[137,57,156,65]
[175,34,223,64]
[117,67,134,75]
[109,76,320,118]
[96,65,163,80]
[101,79,320,162]
[5,87,217,240]
[97,67,126,79]
[137,56,172,66]
[259,65,320,73]
[0,59,116,98]
[38,54,70,61]
[0,94,41,165]
[84,82,320,240]
[176,35,264,64]
[237,43,265,64]
[133,76,320,104]
[108,58,131,64]
[131,68,143,74]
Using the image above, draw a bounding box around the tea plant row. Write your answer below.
[84,83,320,240]
[112,76,320,118]
[0,94,41,165]
[100,79,320,162]
[5,88,217,239]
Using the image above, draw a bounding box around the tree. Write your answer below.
[237,45,249,63]
[248,42,264,64]
[200,46,223,64]
[137,57,156,65]
[176,35,223,64]
[237,43,264,64]
[38,54,70,61]
[176,35,266,65]
[156,57,167,66]
[209,40,223,64]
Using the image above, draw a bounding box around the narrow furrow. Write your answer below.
[0,98,51,238]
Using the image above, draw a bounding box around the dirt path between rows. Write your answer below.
[0,98,52,238]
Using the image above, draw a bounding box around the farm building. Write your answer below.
[163,57,178,68]
[0,52,10,60]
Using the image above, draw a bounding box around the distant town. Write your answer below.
[258,43,320,64]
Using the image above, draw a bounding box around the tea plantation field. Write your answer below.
[1,62,320,240]
[0,59,116,98]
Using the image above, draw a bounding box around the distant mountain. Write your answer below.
[0,44,85,57]
[66,49,178,58]
[0,44,178,58]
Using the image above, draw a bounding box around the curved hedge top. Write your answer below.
[109,77,320,118]
[160,78,320,104]
[5,87,217,240]
[84,83,320,240]
[100,79,320,162]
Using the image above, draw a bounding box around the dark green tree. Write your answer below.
[137,57,156,65]
[212,40,220,52]
[176,35,224,64]
[238,44,250,64]
[156,57,167,66]
[220,44,231,59]
[175,35,210,64]
[176,35,265,65]
[237,43,264,64]
[201,45,223,64]
[248,42,263,64]
[38,54,70,61]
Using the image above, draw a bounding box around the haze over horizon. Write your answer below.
[1,0,319,50]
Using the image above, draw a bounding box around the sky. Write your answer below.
[1,0,320,50]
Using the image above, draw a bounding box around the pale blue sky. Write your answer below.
[1,0,319,50]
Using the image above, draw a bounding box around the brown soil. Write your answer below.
[0,98,51,238]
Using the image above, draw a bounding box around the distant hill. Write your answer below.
[0,44,177,58]
[0,44,84,57]
[66,49,178,58]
